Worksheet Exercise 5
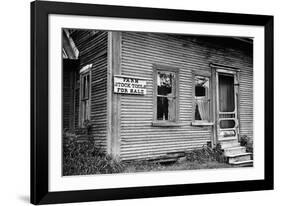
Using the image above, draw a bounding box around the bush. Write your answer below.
[240,135,253,153]
[185,144,226,163]
[63,133,124,175]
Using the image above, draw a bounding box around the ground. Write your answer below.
[123,159,236,173]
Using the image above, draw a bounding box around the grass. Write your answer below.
[123,145,234,173]
[63,133,125,176]
[123,159,234,173]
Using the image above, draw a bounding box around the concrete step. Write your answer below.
[224,146,246,156]
[229,160,254,167]
[220,140,240,149]
[226,152,252,164]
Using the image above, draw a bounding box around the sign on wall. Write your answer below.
[114,76,147,95]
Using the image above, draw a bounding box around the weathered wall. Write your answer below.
[62,62,73,130]
[62,59,79,130]
[71,30,108,150]
[119,32,253,161]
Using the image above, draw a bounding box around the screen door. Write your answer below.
[216,71,239,141]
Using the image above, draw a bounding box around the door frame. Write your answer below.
[210,63,240,145]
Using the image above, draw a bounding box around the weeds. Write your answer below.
[63,132,124,176]
[185,144,226,163]
[240,135,253,153]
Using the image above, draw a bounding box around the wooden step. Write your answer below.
[229,160,254,167]
[224,146,246,156]
[220,140,240,149]
[226,152,252,164]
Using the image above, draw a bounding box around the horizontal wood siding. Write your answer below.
[62,59,79,130]
[74,73,80,128]
[120,32,253,161]
[72,31,108,151]
[62,67,72,129]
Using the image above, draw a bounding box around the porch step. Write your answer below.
[220,140,240,149]
[224,146,246,156]
[226,152,252,164]
[220,139,253,166]
[229,160,254,167]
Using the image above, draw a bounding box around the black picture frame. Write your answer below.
[31,0,274,204]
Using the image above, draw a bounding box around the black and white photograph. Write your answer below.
[28,1,273,204]
[62,28,254,176]
[0,0,277,205]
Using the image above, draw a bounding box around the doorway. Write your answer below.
[216,70,239,142]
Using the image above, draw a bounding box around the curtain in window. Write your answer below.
[168,95,175,121]
[197,99,209,120]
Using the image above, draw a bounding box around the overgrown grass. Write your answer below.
[185,144,226,163]
[240,135,253,153]
[124,145,232,173]
[63,133,125,176]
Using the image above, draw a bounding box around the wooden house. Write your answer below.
[62,29,253,165]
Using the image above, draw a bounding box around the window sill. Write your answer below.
[191,122,214,126]
[151,121,184,127]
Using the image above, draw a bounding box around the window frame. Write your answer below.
[191,70,213,126]
[79,65,92,127]
[152,64,180,126]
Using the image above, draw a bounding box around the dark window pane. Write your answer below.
[195,75,209,98]
[220,119,235,128]
[157,96,168,120]
[219,74,235,112]
[195,104,201,120]
[82,74,90,99]
[195,85,205,96]
[157,71,174,95]
[85,74,89,98]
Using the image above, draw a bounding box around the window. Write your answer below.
[153,65,179,125]
[81,74,90,100]
[193,75,210,123]
[79,69,91,127]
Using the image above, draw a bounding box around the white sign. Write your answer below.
[114,76,147,95]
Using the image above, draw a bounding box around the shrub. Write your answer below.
[63,132,124,175]
[240,135,253,153]
[185,144,226,163]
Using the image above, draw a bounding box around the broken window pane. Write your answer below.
[156,71,176,121]
[194,75,210,121]
[157,71,173,95]
[195,85,206,97]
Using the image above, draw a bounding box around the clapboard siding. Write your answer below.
[62,66,72,129]
[63,59,79,130]
[72,31,108,150]
[74,72,80,128]
[120,32,253,161]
